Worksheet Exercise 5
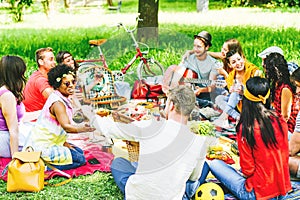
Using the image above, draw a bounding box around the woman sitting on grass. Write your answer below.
[264,52,296,133]
[210,77,291,199]
[0,55,26,157]
[213,50,262,129]
[24,64,95,170]
[288,67,300,179]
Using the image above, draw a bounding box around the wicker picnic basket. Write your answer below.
[125,141,140,162]
[77,63,127,109]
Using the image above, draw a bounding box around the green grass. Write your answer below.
[0,171,123,199]
[0,1,300,199]
[0,25,299,79]
[0,25,299,199]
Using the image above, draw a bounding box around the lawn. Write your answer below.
[0,1,299,199]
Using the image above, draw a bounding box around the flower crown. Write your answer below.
[56,71,75,82]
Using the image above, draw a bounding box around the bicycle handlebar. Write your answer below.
[116,14,142,33]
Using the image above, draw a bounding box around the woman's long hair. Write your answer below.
[0,55,26,104]
[236,77,283,149]
[264,52,295,102]
[222,38,244,74]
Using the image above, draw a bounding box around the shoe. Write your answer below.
[199,107,221,119]
[213,118,233,130]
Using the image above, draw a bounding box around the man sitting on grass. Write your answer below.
[92,85,216,199]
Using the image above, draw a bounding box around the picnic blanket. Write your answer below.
[0,132,114,181]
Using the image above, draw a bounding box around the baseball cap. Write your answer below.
[258,46,284,58]
[194,31,212,47]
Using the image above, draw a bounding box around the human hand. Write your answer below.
[181,50,194,63]
[254,70,263,77]
[194,86,201,96]
[81,124,96,132]
[112,111,134,124]
[63,142,74,150]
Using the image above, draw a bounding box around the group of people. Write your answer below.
[1,30,300,199]
[0,48,95,171]
[97,30,300,199]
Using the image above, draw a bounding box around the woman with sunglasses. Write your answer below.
[24,64,95,170]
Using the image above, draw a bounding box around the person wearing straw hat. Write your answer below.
[210,76,291,200]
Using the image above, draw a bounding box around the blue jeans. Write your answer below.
[110,157,137,195]
[110,157,210,199]
[210,160,287,200]
[182,161,210,200]
[49,145,86,170]
[210,159,256,200]
[215,92,240,119]
[196,92,213,108]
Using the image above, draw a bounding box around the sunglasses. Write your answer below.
[63,80,76,87]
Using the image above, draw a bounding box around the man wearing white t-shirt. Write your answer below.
[95,85,216,199]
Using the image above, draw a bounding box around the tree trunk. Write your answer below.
[107,0,113,6]
[137,0,159,44]
[196,0,209,12]
[64,0,70,8]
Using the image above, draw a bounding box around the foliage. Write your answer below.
[1,0,33,22]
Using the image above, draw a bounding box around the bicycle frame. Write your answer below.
[117,16,150,75]
[77,41,108,69]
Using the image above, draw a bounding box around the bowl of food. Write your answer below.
[96,108,111,117]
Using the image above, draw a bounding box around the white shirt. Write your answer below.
[96,116,216,200]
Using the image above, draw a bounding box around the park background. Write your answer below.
[0,0,300,199]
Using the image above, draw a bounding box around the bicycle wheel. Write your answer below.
[137,58,164,83]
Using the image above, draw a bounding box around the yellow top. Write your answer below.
[226,61,263,111]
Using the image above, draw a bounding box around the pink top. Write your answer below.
[0,89,25,131]
[23,70,52,112]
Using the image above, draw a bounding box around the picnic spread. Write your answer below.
[85,97,300,199]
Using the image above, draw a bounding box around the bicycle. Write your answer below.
[76,39,125,82]
[114,14,164,82]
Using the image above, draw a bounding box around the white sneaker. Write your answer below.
[213,118,233,129]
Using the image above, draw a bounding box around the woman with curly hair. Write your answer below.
[264,52,296,132]
[24,64,95,170]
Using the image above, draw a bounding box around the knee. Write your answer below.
[209,159,224,171]
[111,157,128,171]
[71,148,86,165]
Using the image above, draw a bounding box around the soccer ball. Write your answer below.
[195,182,224,200]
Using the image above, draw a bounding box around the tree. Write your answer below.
[2,0,33,22]
[137,0,159,43]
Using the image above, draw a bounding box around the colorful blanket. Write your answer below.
[0,133,114,181]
